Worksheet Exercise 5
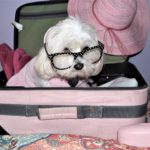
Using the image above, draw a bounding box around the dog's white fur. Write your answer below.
[34,17,103,87]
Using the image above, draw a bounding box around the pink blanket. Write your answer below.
[6,57,90,87]
[6,57,71,87]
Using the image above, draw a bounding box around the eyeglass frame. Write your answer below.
[44,41,104,70]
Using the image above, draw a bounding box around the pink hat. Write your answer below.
[68,0,150,55]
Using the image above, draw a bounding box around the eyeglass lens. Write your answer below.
[53,48,102,69]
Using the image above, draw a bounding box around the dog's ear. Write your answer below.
[44,26,56,43]
[34,25,61,80]
[34,47,56,80]
[43,25,61,49]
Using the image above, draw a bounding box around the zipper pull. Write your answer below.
[12,21,23,31]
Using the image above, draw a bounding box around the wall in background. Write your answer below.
[129,0,150,86]
[0,0,150,85]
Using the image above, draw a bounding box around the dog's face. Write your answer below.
[35,17,103,81]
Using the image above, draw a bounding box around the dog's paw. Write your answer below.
[76,80,90,87]
[35,79,51,87]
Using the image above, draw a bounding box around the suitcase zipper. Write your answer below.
[20,11,67,19]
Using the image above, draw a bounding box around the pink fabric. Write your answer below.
[6,57,88,87]
[13,48,32,74]
[0,43,14,79]
[6,57,70,87]
[0,43,32,79]
[68,0,150,55]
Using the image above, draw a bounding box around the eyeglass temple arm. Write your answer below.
[98,41,104,51]
[44,43,52,58]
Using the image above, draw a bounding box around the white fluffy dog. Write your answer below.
[7,17,104,87]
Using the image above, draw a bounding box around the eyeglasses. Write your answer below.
[44,41,104,70]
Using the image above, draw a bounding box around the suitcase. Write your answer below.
[0,0,148,140]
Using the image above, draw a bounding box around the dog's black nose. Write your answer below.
[74,63,84,70]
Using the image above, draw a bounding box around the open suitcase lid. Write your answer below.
[13,0,149,64]
[14,0,68,56]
